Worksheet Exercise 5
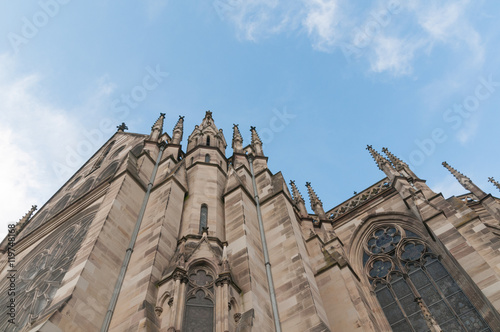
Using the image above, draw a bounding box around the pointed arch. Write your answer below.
[350,212,495,331]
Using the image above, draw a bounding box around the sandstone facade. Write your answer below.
[1,112,499,332]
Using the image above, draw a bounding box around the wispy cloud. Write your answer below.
[0,53,116,239]
[217,0,484,76]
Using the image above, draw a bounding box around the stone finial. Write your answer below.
[442,162,486,199]
[306,182,326,219]
[232,124,243,153]
[171,115,184,145]
[14,205,38,234]
[117,123,128,132]
[489,177,500,192]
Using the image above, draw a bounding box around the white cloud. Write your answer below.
[303,0,339,51]
[0,53,116,240]
[218,0,484,76]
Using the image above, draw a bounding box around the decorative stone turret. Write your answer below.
[186,111,227,154]
[149,113,165,142]
[306,182,326,219]
[171,116,184,145]
[290,180,308,218]
[232,124,243,154]
[250,126,264,156]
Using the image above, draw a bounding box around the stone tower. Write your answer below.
[1,113,500,332]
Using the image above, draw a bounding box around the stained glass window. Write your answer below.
[365,226,491,331]
[184,268,215,332]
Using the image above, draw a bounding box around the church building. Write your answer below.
[1,112,500,332]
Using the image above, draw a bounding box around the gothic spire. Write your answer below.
[290,180,308,217]
[442,162,486,199]
[367,145,398,179]
[250,126,263,156]
[232,124,243,153]
[306,182,326,219]
[488,177,500,192]
[171,115,184,145]
[150,113,165,141]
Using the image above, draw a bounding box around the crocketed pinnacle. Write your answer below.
[489,177,500,192]
[150,113,165,141]
[382,147,407,171]
[152,113,165,132]
[442,162,472,190]
[290,180,305,204]
[367,145,391,171]
[250,126,262,145]
[171,115,184,144]
[442,162,485,198]
[305,182,326,218]
[250,126,263,156]
[232,124,243,152]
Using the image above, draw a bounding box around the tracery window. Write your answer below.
[364,225,491,332]
[199,204,208,234]
[183,268,215,332]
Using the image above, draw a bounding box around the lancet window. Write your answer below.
[199,204,208,234]
[364,225,491,332]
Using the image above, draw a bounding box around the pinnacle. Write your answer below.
[289,180,304,202]
[366,145,390,171]
[382,147,407,170]
[173,115,184,130]
[151,113,165,130]
[489,177,500,191]
[250,126,262,144]
[233,124,242,141]
[305,182,322,205]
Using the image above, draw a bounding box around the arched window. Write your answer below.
[183,268,215,331]
[206,136,210,146]
[365,225,491,332]
[205,154,210,163]
[191,157,194,165]
[94,141,115,169]
[199,204,208,234]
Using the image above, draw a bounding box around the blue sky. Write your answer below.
[1,0,500,238]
